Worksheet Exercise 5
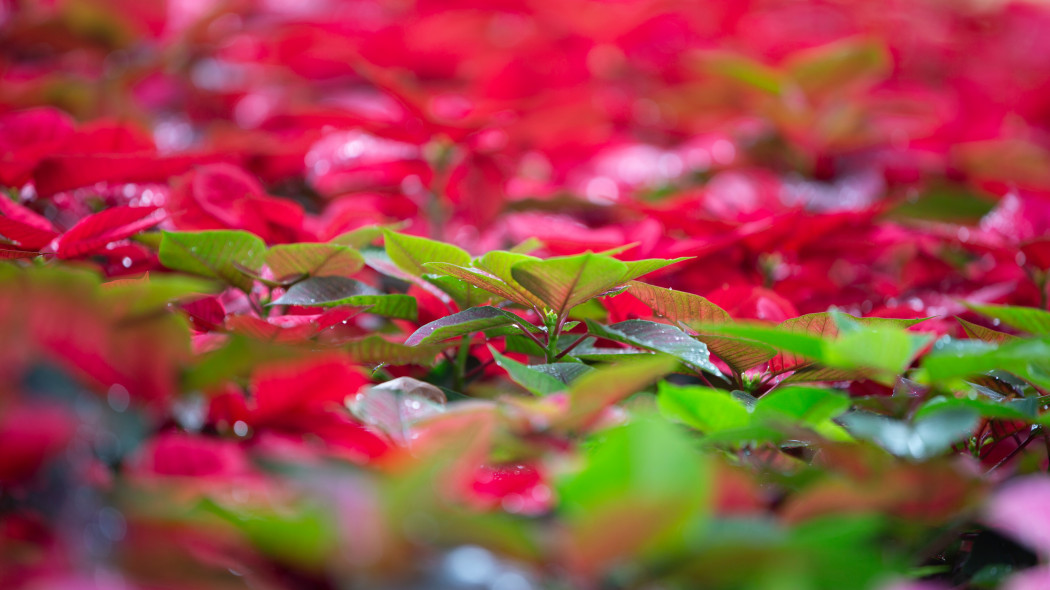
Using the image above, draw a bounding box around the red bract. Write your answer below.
[0,402,75,485]
[53,206,166,258]
[167,163,309,243]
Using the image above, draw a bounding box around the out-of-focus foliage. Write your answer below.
[4,0,1050,588]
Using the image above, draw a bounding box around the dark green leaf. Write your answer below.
[271,276,416,320]
[405,306,535,346]
[489,347,567,396]
[585,319,722,376]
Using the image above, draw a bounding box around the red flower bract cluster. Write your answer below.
[3,1,1050,589]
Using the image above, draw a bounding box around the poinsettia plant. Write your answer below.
[5,1,1050,589]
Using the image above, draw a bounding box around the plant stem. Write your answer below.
[985,429,1041,476]
[452,336,471,391]
[553,335,588,361]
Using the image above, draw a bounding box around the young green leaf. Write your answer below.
[265,243,364,282]
[271,276,416,320]
[405,306,536,347]
[159,230,266,292]
[511,253,629,317]
[383,230,471,277]
[585,319,722,376]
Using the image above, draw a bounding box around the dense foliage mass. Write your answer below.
[5,1,1050,588]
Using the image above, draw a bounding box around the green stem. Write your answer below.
[453,336,471,391]
[543,312,561,364]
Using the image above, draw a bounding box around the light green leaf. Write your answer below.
[619,257,692,282]
[964,303,1050,336]
[922,337,1050,384]
[383,230,471,277]
[556,414,710,572]
[657,382,751,433]
[102,275,219,315]
[159,230,266,292]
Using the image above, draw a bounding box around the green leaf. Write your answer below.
[556,354,679,432]
[489,347,567,396]
[585,319,722,377]
[774,311,928,372]
[657,382,751,433]
[753,386,850,425]
[159,230,266,292]
[914,395,1036,423]
[822,322,931,376]
[840,409,979,461]
[693,322,827,364]
[957,317,1016,344]
[271,276,417,320]
[475,250,547,308]
[784,38,890,96]
[345,335,443,366]
[102,275,219,315]
[329,223,404,248]
[922,337,1050,384]
[556,413,710,574]
[698,336,778,374]
[529,362,595,384]
[964,303,1050,336]
[753,386,852,440]
[265,243,364,282]
[626,280,732,324]
[425,262,538,308]
[383,230,471,277]
[511,253,629,317]
[425,275,497,309]
[570,338,652,363]
[405,306,535,347]
[198,500,337,569]
[619,257,692,282]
